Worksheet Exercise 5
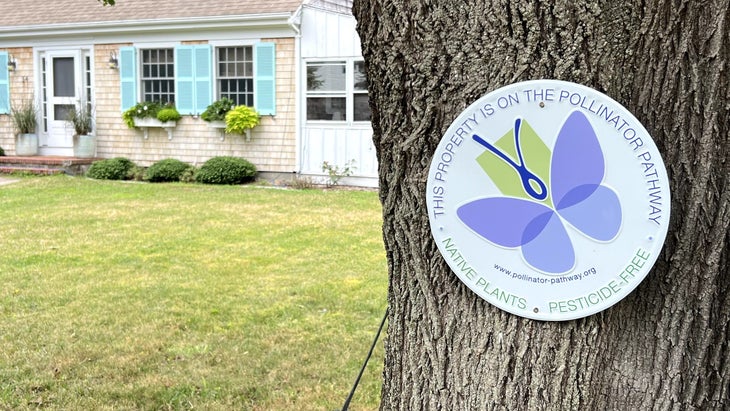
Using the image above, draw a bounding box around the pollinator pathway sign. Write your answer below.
[426,80,670,321]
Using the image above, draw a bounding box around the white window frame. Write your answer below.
[305,58,370,124]
[139,47,175,104]
[214,45,255,107]
[209,40,258,106]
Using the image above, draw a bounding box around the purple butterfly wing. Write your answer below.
[457,197,552,247]
[551,111,622,241]
[551,110,604,206]
[458,197,575,273]
[521,211,575,273]
[558,185,622,241]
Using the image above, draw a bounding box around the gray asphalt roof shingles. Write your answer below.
[0,0,303,27]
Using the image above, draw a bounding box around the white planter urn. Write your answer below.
[15,133,38,156]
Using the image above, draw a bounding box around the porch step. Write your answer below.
[0,156,99,176]
[0,166,64,176]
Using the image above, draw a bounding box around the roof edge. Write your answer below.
[0,12,295,41]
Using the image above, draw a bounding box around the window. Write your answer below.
[353,61,370,122]
[217,46,254,107]
[41,57,48,131]
[120,43,276,115]
[306,60,370,122]
[307,62,346,121]
[85,55,92,108]
[141,49,174,103]
[84,53,93,133]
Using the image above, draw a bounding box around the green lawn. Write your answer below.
[0,176,386,410]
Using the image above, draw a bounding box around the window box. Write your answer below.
[133,118,176,140]
[206,120,226,129]
[207,120,227,141]
[206,121,252,141]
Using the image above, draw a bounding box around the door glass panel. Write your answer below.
[54,104,74,121]
[53,57,75,97]
[41,57,48,132]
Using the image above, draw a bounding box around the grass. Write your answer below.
[0,176,387,410]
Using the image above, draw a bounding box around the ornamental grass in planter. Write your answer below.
[67,103,96,158]
[11,99,38,156]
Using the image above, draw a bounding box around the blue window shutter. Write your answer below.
[175,45,195,115]
[193,45,212,114]
[0,52,9,114]
[119,47,137,111]
[254,42,276,115]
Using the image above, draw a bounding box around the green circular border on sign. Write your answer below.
[426,80,670,321]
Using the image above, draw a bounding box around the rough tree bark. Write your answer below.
[353,0,729,409]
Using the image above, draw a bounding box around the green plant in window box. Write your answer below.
[201,98,236,122]
[122,101,180,128]
[224,105,260,135]
[122,101,162,128]
[156,106,182,122]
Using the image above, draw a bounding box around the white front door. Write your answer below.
[39,50,84,156]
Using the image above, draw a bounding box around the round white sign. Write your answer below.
[426,80,670,321]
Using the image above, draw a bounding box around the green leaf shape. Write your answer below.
[475,120,553,208]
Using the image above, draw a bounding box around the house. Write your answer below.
[0,0,377,187]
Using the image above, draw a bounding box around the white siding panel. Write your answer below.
[302,126,377,179]
[299,6,376,187]
[357,128,378,176]
[301,7,362,58]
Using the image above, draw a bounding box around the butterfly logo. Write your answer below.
[457,110,622,274]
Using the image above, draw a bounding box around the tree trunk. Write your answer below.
[353,0,729,409]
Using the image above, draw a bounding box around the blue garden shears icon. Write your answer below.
[472,118,548,201]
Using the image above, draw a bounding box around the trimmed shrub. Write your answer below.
[195,156,257,185]
[0,147,5,156]
[144,158,193,183]
[87,158,135,180]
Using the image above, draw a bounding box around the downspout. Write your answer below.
[288,6,303,175]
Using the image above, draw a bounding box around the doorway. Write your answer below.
[38,49,92,156]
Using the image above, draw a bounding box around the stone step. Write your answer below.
[0,156,99,176]
[0,166,65,175]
